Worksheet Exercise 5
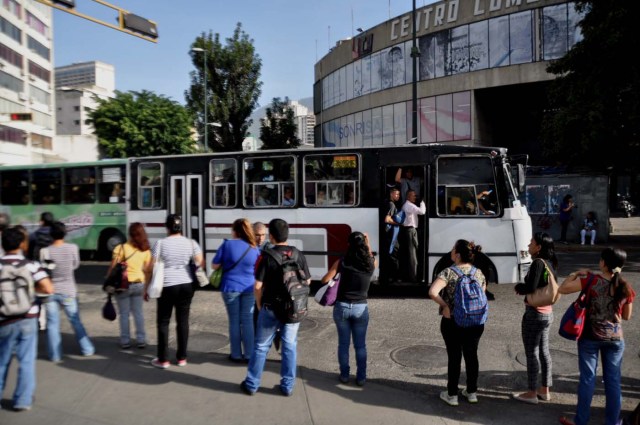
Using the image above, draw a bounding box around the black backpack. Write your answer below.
[31,229,53,261]
[263,246,310,323]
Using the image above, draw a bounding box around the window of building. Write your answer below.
[138,162,163,208]
[0,16,21,42]
[74,120,80,125]
[209,158,236,207]
[74,105,80,111]
[243,156,295,208]
[31,133,52,149]
[26,11,49,37]
[2,0,21,17]
[0,42,23,68]
[30,84,51,105]
[0,124,25,145]
[303,154,359,207]
[28,60,50,82]
[27,36,50,60]
[0,70,23,92]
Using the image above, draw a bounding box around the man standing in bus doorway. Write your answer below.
[28,212,54,261]
[382,187,402,284]
[400,190,426,283]
[395,167,422,204]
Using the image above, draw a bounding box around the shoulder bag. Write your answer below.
[210,242,252,289]
[102,294,117,321]
[526,259,561,307]
[315,260,341,307]
[189,240,209,288]
[147,240,164,299]
[103,245,137,293]
[558,273,595,340]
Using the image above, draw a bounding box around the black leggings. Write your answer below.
[440,317,485,396]
[156,283,194,362]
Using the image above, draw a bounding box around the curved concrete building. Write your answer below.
[313,0,581,162]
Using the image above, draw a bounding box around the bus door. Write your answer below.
[169,175,204,248]
[381,164,428,285]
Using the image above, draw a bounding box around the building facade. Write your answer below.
[0,0,56,165]
[314,0,582,160]
[54,61,115,162]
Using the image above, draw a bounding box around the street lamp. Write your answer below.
[192,47,207,151]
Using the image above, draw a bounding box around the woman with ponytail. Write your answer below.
[558,248,635,425]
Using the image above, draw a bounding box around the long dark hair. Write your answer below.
[454,239,482,264]
[533,232,558,269]
[129,222,150,251]
[601,247,632,304]
[343,231,374,273]
[232,218,256,247]
[165,214,182,235]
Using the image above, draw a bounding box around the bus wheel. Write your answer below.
[97,229,125,261]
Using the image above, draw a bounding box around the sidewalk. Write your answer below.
[1,259,639,424]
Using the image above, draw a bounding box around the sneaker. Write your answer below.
[581,242,585,245]
[439,391,459,406]
[151,358,170,369]
[13,405,32,412]
[120,343,132,349]
[339,375,349,384]
[356,378,366,387]
[462,389,478,403]
[176,359,187,367]
[137,343,146,349]
[279,385,293,397]
[240,381,255,396]
[590,241,595,246]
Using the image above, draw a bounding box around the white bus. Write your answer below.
[126,144,532,286]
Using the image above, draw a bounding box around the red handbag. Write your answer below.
[558,274,595,340]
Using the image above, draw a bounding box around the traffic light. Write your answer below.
[123,13,158,39]
[10,113,32,121]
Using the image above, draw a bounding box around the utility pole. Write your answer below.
[411,0,419,143]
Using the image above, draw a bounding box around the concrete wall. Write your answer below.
[526,174,609,243]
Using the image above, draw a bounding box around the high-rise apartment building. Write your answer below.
[288,100,315,146]
[0,0,55,165]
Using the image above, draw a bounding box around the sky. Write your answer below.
[52,0,432,108]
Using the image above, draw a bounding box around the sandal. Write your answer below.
[513,392,538,404]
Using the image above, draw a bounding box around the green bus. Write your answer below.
[0,159,127,260]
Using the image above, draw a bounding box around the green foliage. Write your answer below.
[259,97,301,150]
[542,1,640,172]
[88,90,195,158]
[186,23,262,152]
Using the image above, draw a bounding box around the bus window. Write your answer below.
[243,156,295,208]
[0,170,30,205]
[98,165,126,203]
[437,156,499,217]
[210,159,236,208]
[33,169,61,205]
[138,162,163,209]
[64,167,96,204]
[303,154,360,207]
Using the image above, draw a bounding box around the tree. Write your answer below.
[259,97,301,150]
[541,1,640,173]
[88,90,194,158]
[186,23,262,152]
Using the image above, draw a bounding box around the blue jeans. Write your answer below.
[244,306,300,394]
[222,291,255,360]
[333,301,369,382]
[575,338,625,425]
[115,283,146,345]
[45,293,95,361]
[0,318,38,409]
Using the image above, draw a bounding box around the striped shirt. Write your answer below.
[152,236,202,287]
[0,254,49,324]
[43,243,80,297]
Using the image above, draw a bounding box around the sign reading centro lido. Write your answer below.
[390,0,542,41]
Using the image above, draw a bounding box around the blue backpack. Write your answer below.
[451,266,488,327]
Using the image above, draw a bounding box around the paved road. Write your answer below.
[1,250,639,425]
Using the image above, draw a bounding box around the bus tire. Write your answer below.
[97,229,125,261]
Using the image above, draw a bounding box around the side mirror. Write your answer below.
[517,164,526,194]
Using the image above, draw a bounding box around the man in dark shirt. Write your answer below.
[241,219,310,397]
[382,187,401,284]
